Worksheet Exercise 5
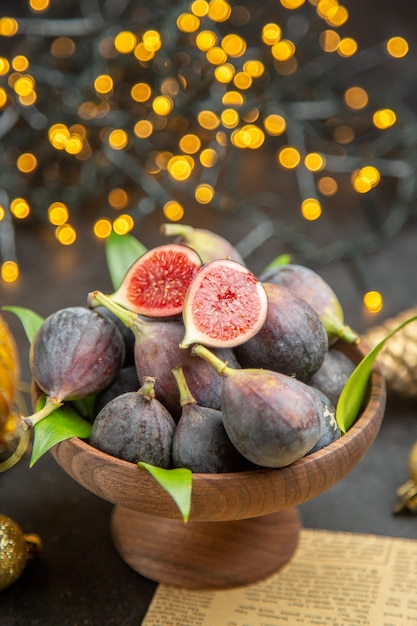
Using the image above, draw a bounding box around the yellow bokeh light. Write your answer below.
[243,60,265,78]
[337,37,358,57]
[0,18,18,37]
[195,183,215,204]
[200,148,218,167]
[196,30,217,51]
[234,71,252,90]
[214,63,235,83]
[333,125,355,144]
[152,95,173,116]
[304,152,325,172]
[65,135,83,155]
[0,205,4,220]
[134,119,153,139]
[1,261,19,283]
[373,108,397,129]
[280,0,305,8]
[179,133,201,154]
[108,188,128,209]
[56,224,77,245]
[48,123,70,149]
[48,202,69,225]
[326,5,349,26]
[29,0,50,10]
[0,57,10,75]
[316,0,338,19]
[50,36,76,58]
[198,110,220,130]
[0,88,8,108]
[191,0,209,17]
[277,146,301,168]
[301,198,322,220]
[206,46,228,65]
[177,13,200,33]
[17,152,37,173]
[19,92,37,106]
[221,108,239,128]
[94,74,113,94]
[222,90,245,106]
[207,0,232,22]
[167,155,194,181]
[163,200,184,221]
[221,34,247,58]
[10,198,30,219]
[143,30,162,52]
[351,166,381,193]
[319,29,340,52]
[318,176,338,196]
[262,23,282,46]
[271,39,296,61]
[264,114,286,136]
[108,129,128,150]
[113,214,134,235]
[232,124,265,149]
[114,31,137,54]
[344,86,368,110]
[12,55,29,72]
[363,290,383,314]
[386,36,409,58]
[131,82,152,102]
[134,42,155,62]
[13,75,35,97]
[94,219,113,239]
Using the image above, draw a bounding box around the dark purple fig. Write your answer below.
[234,283,328,382]
[192,345,323,468]
[106,243,202,318]
[160,223,246,265]
[307,388,341,454]
[171,367,252,473]
[309,347,356,407]
[259,263,359,345]
[89,376,175,466]
[24,307,125,429]
[93,366,140,416]
[89,291,240,420]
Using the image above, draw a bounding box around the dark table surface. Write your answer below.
[2,3,417,624]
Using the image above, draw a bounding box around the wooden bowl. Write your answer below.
[50,341,386,589]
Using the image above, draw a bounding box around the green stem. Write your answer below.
[160,223,193,239]
[321,314,360,345]
[138,376,156,401]
[191,344,229,376]
[22,396,64,430]
[88,290,136,329]
[172,366,196,407]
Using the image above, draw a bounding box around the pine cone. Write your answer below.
[362,307,417,400]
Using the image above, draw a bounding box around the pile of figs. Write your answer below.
[27,223,361,473]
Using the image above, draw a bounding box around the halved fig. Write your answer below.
[110,243,202,318]
[180,259,268,349]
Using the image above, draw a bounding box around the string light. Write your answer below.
[0,0,412,303]
[363,290,383,314]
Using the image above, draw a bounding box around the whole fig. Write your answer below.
[171,367,251,473]
[93,366,140,416]
[259,263,359,345]
[25,307,125,429]
[234,282,328,382]
[307,388,341,454]
[89,376,175,466]
[193,345,323,468]
[309,347,356,407]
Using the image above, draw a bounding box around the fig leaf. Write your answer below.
[2,305,44,343]
[336,314,417,434]
[30,395,92,467]
[138,462,192,523]
[105,232,147,290]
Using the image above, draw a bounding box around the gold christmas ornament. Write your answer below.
[362,306,417,400]
[0,514,42,591]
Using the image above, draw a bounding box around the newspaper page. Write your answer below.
[142,528,417,626]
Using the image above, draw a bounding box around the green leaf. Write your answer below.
[105,231,147,290]
[138,462,192,523]
[336,314,417,434]
[2,305,44,343]
[30,396,92,467]
[261,253,292,274]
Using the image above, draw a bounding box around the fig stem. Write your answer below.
[191,344,229,376]
[160,223,193,239]
[22,396,64,430]
[138,376,156,401]
[321,314,360,345]
[172,366,196,407]
[88,290,136,329]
